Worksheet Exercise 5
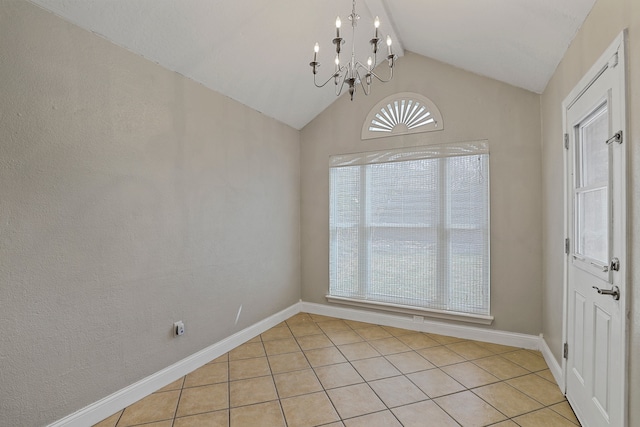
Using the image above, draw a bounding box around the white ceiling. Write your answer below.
[29,0,596,130]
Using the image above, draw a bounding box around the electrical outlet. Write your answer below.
[174,321,185,336]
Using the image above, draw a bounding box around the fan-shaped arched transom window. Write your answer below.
[361,92,444,140]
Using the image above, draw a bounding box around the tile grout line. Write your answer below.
[439,354,560,424]
[314,318,430,425]
[286,315,344,426]
[271,321,292,427]
[306,315,381,424]
[426,346,576,426]
[326,318,453,424]
[113,408,124,427]
[226,354,231,427]
[323,320,386,423]
[328,321,400,424]
[229,337,280,415]
[323,316,562,426]
[169,376,185,427]
[307,315,570,426]
[372,334,470,426]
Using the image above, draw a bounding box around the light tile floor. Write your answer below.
[94,313,581,427]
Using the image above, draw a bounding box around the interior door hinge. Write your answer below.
[565,238,570,255]
[564,342,569,359]
[564,133,569,150]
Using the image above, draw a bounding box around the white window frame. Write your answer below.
[327,141,493,325]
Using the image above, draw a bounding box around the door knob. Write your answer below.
[592,285,620,300]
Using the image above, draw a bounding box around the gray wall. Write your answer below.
[0,2,300,425]
[540,0,640,423]
[301,52,543,335]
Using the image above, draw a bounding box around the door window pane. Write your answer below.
[577,188,608,263]
[574,103,609,264]
[579,107,609,187]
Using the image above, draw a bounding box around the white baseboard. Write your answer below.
[50,300,547,427]
[300,302,541,350]
[538,335,564,390]
[48,302,301,427]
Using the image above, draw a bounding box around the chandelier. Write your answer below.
[309,0,396,101]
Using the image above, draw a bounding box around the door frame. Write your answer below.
[561,30,628,425]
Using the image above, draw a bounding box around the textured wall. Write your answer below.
[300,52,543,335]
[540,0,639,423]
[0,1,300,425]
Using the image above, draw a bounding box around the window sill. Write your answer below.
[326,295,494,325]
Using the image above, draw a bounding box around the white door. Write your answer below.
[563,33,627,427]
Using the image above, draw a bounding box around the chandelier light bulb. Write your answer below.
[374,16,380,28]
[386,35,393,55]
[336,16,342,28]
[367,56,372,67]
[314,43,319,53]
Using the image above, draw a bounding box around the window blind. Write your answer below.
[329,141,490,317]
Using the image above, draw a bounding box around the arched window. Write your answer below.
[361,92,444,140]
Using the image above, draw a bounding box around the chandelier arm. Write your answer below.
[313,73,339,89]
[354,69,371,96]
[334,70,350,96]
[313,65,346,88]
[354,58,395,84]
[369,61,395,83]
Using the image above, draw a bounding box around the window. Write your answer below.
[361,92,444,140]
[574,103,609,266]
[328,141,491,322]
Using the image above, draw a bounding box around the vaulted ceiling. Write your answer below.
[28,0,597,130]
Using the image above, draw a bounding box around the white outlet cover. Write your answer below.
[174,321,185,336]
